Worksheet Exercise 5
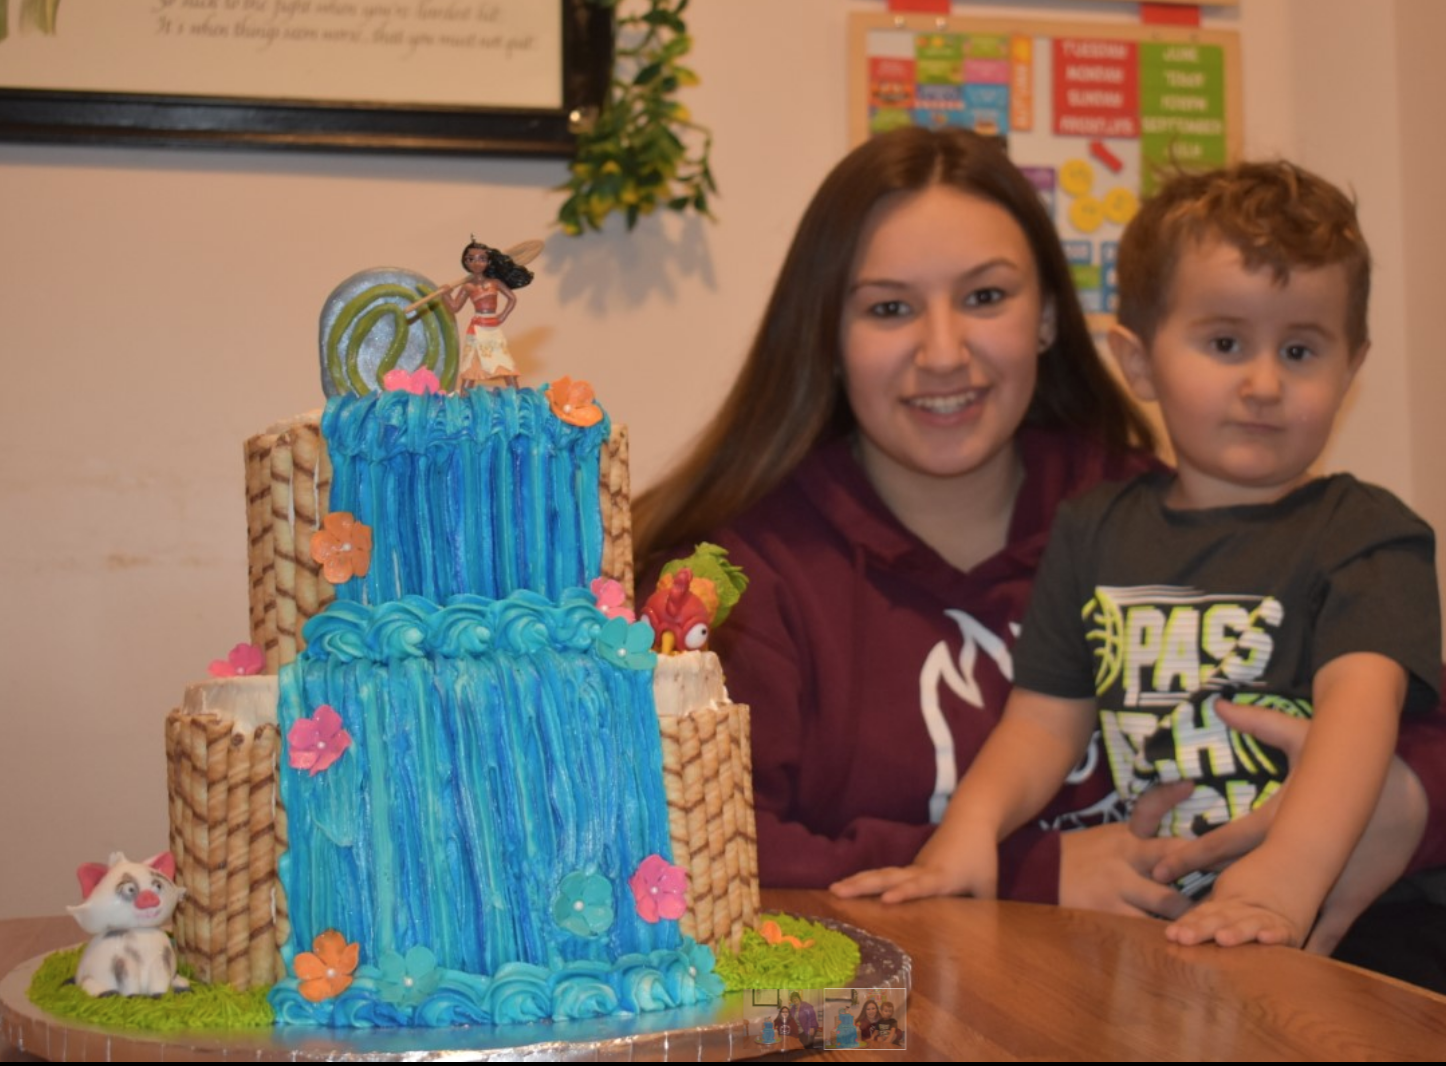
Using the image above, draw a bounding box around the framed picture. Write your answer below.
[0,0,611,156]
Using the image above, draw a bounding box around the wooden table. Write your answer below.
[4,891,1445,1061]
[768,890,1446,1061]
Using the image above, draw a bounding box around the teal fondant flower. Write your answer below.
[375,945,441,1007]
[595,616,657,671]
[553,871,616,938]
[679,939,726,999]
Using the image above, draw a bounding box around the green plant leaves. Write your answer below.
[558,1,716,236]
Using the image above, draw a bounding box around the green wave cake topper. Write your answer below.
[319,268,459,397]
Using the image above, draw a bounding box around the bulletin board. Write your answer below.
[849,14,1242,319]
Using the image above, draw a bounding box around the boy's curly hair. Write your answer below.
[1117,161,1370,349]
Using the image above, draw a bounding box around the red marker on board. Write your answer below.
[1090,140,1124,173]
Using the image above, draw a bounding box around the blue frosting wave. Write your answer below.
[321,388,611,604]
[299,589,605,663]
[269,942,724,1028]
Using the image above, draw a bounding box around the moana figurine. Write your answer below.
[407,238,541,390]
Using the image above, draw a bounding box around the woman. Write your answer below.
[856,998,881,1044]
[634,128,1445,950]
[772,1003,794,1041]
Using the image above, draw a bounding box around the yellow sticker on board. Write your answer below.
[1069,195,1105,234]
[1103,187,1139,226]
[1060,159,1094,198]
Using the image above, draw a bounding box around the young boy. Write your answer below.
[837,161,1440,948]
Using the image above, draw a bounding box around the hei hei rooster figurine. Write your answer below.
[641,543,749,654]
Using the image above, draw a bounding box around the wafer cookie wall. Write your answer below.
[164,677,287,990]
[660,701,760,951]
[244,417,332,672]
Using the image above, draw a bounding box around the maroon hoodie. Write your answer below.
[706,429,1446,897]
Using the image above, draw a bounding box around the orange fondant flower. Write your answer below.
[310,512,373,583]
[759,919,815,950]
[293,929,359,1002]
[547,376,603,427]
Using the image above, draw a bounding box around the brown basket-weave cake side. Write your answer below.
[599,423,634,606]
[659,701,761,952]
[165,695,284,991]
[244,433,278,673]
[245,418,334,670]
[249,420,335,668]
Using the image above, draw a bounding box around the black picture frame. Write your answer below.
[0,0,612,157]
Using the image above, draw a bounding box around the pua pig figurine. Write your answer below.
[67,852,190,997]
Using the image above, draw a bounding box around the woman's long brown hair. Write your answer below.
[634,127,1154,570]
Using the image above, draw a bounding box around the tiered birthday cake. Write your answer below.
[159,258,761,1029]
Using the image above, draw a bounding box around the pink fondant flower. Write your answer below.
[546,376,604,427]
[287,704,352,776]
[628,854,688,923]
[310,512,373,584]
[590,577,635,623]
[382,367,442,395]
[207,642,265,678]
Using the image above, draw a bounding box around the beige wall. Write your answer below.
[1,0,1441,917]
[1397,0,1446,560]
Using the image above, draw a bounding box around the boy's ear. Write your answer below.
[1107,325,1156,402]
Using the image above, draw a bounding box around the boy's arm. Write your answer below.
[831,689,1097,902]
[1166,651,1404,948]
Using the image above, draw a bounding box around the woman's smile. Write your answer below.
[904,386,986,418]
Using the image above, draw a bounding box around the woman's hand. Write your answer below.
[1149,700,1427,954]
[1058,781,1195,919]
[832,821,999,902]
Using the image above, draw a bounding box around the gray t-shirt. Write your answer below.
[1015,473,1440,839]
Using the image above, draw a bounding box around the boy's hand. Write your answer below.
[1164,855,1314,948]
[1150,699,1425,954]
[831,823,997,902]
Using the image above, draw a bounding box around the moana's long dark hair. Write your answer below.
[461,241,534,290]
[634,127,1154,570]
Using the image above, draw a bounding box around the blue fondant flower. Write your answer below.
[375,945,441,1007]
[595,616,658,671]
[553,871,616,938]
